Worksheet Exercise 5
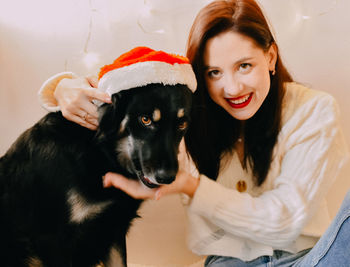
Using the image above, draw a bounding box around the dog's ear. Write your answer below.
[95,92,127,143]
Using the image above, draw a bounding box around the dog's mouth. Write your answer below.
[132,158,160,189]
[136,171,159,189]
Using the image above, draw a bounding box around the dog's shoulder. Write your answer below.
[0,112,99,186]
[35,112,94,142]
[4,112,93,158]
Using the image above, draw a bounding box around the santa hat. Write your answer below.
[97,46,197,99]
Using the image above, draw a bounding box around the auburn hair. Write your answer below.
[185,0,293,185]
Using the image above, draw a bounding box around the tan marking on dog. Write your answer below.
[119,116,129,134]
[26,257,43,267]
[177,108,185,118]
[116,136,134,174]
[153,109,161,122]
[67,189,112,224]
[104,246,125,267]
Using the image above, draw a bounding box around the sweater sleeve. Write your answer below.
[38,72,78,112]
[188,92,349,248]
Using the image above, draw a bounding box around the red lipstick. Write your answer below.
[226,93,252,109]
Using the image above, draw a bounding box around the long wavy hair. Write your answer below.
[185,0,293,185]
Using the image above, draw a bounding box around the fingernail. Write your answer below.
[155,190,161,201]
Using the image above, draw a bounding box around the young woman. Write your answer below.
[39,0,349,265]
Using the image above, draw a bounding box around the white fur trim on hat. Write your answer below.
[98,61,197,97]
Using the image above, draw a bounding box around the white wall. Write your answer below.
[259,0,350,218]
[1,0,349,266]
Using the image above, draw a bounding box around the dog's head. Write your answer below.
[96,83,192,188]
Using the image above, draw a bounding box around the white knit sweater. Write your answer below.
[39,76,349,261]
[181,82,349,261]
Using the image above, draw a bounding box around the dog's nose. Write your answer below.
[155,168,177,185]
[153,155,178,185]
[156,176,176,185]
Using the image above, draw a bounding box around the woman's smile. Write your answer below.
[225,93,253,109]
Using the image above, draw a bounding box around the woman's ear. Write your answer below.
[267,43,278,72]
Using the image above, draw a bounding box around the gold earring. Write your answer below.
[271,69,276,76]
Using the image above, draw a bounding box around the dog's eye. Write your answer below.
[178,121,188,130]
[140,116,152,126]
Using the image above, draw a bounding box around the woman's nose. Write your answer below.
[223,74,243,96]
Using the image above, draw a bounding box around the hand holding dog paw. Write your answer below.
[103,172,158,200]
[55,76,111,130]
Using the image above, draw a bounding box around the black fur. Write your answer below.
[0,83,192,267]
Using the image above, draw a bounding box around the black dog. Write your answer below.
[0,83,192,267]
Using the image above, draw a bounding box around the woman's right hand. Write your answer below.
[54,75,111,130]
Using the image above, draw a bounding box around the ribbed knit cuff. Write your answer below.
[188,175,224,219]
[38,72,78,112]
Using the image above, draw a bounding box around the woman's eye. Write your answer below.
[140,116,152,126]
[207,70,221,78]
[239,63,252,72]
[178,121,188,130]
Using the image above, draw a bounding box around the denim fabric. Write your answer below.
[205,190,350,267]
[204,249,310,267]
[296,189,350,267]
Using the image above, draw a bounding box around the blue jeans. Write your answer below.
[205,190,350,267]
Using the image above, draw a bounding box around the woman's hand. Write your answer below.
[103,170,199,200]
[103,173,158,200]
[155,170,199,199]
[54,75,111,130]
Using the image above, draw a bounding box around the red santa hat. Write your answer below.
[97,46,197,97]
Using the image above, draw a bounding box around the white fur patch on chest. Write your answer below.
[27,256,43,267]
[67,189,113,224]
[104,246,124,267]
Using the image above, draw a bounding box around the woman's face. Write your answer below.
[203,31,277,120]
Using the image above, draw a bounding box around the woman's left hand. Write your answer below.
[103,170,199,200]
[155,170,199,199]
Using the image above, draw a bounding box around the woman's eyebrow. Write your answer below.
[204,56,253,70]
[234,57,253,64]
